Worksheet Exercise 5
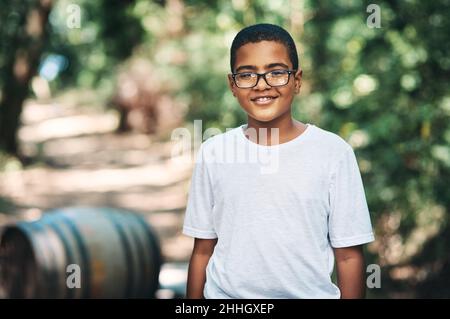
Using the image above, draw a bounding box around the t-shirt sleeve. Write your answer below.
[182,144,217,239]
[328,145,375,248]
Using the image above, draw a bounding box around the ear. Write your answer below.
[294,69,302,94]
[228,74,237,97]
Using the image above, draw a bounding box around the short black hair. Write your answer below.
[230,23,299,72]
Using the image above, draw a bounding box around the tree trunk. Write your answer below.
[0,0,52,155]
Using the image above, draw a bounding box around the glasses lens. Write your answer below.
[266,70,289,86]
[235,73,257,88]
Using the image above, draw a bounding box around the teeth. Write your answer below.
[255,97,272,101]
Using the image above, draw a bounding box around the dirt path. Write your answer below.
[0,96,195,264]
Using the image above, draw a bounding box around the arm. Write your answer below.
[333,245,366,299]
[186,238,218,299]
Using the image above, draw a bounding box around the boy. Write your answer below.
[183,24,374,299]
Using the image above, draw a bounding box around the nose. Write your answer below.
[253,74,271,90]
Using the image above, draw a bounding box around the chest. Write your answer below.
[212,154,331,207]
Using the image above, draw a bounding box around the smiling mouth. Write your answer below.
[251,96,278,105]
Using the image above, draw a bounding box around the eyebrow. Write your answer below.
[235,63,290,73]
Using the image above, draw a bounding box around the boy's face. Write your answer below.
[228,41,302,123]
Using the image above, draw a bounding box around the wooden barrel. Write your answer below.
[0,207,162,298]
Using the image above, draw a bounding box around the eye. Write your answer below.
[269,70,288,77]
[237,72,255,79]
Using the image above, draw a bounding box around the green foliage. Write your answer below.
[302,0,450,296]
[307,1,450,214]
[46,0,145,90]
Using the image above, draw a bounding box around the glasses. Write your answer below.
[232,69,296,88]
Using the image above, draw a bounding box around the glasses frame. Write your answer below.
[231,69,297,89]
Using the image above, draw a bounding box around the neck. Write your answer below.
[245,111,305,146]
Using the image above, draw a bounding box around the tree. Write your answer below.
[0,0,53,155]
[0,0,144,156]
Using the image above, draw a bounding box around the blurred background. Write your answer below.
[0,0,449,298]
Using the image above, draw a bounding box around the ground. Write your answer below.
[0,92,193,297]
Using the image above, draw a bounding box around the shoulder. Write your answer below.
[310,125,354,158]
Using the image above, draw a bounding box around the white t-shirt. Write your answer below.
[183,123,375,299]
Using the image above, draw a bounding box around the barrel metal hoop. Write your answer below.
[120,215,148,298]
[130,214,162,296]
[105,212,135,298]
[45,217,76,299]
[25,222,60,298]
[59,215,91,299]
